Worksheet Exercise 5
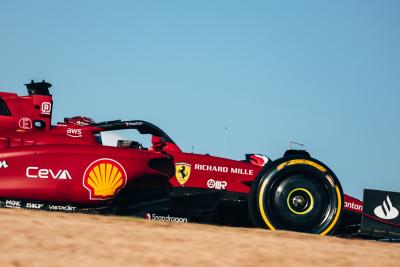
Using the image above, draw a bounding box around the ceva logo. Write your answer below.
[374,195,399,220]
[26,167,72,180]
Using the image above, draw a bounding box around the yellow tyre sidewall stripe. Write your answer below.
[258,176,276,230]
[277,159,327,173]
[320,185,342,236]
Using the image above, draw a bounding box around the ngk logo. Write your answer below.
[19,117,32,130]
[26,167,72,180]
[5,200,21,208]
[41,102,52,115]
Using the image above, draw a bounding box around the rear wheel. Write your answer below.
[248,157,343,235]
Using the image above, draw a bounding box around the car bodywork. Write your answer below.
[0,81,398,239]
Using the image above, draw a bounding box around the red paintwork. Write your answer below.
[343,194,363,214]
[168,151,261,192]
[0,88,361,212]
[0,92,52,131]
[0,91,172,205]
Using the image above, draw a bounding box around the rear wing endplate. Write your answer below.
[359,189,400,240]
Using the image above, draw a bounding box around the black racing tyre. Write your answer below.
[248,156,344,236]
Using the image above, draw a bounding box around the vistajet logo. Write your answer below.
[374,195,399,220]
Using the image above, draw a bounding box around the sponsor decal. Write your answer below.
[194,164,254,176]
[5,200,21,208]
[67,128,83,138]
[26,167,72,179]
[175,162,191,186]
[344,201,363,212]
[0,200,78,212]
[125,121,143,127]
[83,158,127,200]
[26,203,45,209]
[144,213,188,223]
[374,195,399,220]
[48,205,77,212]
[207,179,228,190]
[41,102,52,115]
[230,167,254,175]
[0,160,8,168]
[19,117,32,130]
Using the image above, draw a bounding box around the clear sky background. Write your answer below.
[1,1,399,198]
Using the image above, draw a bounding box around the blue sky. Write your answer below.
[1,1,399,198]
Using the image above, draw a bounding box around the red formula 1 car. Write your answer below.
[1,81,399,239]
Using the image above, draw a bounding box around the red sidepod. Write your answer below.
[0,144,173,205]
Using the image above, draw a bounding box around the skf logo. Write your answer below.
[19,117,32,130]
[374,195,399,220]
[83,158,127,200]
[41,102,52,115]
[0,160,8,168]
[26,203,45,209]
[207,179,227,190]
[175,162,191,186]
[67,128,83,138]
[26,167,72,179]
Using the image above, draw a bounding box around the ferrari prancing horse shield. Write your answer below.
[175,162,191,186]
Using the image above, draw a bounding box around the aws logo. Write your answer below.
[83,158,127,200]
[67,128,83,138]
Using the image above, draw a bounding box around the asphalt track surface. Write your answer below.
[0,208,399,267]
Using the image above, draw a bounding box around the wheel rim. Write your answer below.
[286,188,314,215]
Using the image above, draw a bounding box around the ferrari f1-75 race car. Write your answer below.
[0,81,399,239]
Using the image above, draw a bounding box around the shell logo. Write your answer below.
[83,158,127,200]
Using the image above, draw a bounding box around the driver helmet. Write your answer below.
[151,136,166,151]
